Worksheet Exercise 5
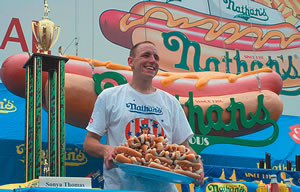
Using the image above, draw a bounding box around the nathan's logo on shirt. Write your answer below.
[126,103,163,115]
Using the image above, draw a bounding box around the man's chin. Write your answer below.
[143,72,157,79]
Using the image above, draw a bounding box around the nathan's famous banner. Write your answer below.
[203,165,300,187]
[185,165,300,192]
[197,176,300,192]
[4,81,300,192]
[0,0,299,174]
[0,0,299,114]
[0,81,299,189]
[192,165,300,192]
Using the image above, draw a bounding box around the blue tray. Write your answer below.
[114,161,196,184]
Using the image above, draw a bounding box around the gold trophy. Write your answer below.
[25,0,67,181]
[32,0,60,54]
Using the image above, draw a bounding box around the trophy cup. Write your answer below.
[24,0,67,182]
[32,0,60,54]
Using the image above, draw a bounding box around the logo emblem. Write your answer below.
[89,117,93,124]
[289,125,300,144]
[125,118,165,139]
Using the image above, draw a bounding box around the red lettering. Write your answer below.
[0,18,28,52]
[212,100,223,103]
[256,56,264,59]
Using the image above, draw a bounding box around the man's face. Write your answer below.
[128,43,160,79]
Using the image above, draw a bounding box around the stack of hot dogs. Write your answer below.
[114,134,203,180]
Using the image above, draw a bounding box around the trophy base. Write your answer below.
[23,53,69,72]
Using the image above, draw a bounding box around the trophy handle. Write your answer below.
[49,26,60,50]
[31,22,39,42]
[31,21,40,49]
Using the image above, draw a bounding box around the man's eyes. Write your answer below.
[142,54,159,61]
[142,53,151,58]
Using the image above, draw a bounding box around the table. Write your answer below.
[3,188,145,192]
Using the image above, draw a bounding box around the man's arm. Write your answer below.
[180,139,204,185]
[83,131,117,169]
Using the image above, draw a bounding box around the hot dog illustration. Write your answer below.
[0,53,283,97]
[99,1,300,93]
[100,2,300,51]
[0,53,283,137]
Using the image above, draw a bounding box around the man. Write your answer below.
[84,41,204,191]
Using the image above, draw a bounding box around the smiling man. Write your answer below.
[83,41,204,191]
[128,41,160,93]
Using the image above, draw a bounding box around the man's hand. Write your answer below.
[193,169,204,186]
[104,145,117,170]
[180,139,205,185]
[84,131,117,170]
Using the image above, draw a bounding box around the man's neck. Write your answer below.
[129,80,156,94]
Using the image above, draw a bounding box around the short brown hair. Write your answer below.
[129,41,156,58]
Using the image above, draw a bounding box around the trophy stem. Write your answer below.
[24,53,68,180]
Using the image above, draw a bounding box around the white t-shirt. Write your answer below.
[87,84,193,191]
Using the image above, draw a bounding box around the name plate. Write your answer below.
[39,176,91,188]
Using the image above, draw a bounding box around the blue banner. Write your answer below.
[197,177,300,192]
[203,164,300,186]
[201,115,300,170]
